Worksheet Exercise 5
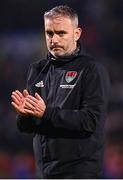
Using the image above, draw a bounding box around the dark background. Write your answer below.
[0,0,123,178]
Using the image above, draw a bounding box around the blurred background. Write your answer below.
[0,0,123,178]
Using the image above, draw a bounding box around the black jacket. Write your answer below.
[17,50,110,178]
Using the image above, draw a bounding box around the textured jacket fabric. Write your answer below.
[17,49,110,178]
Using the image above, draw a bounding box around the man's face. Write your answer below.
[44,16,81,58]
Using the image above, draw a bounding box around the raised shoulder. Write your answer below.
[78,54,107,74]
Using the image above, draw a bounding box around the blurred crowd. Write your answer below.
[0,0,123,178]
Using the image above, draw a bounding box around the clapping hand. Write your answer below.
[11,89,46,118]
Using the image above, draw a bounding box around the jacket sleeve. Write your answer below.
[16,60,48,134]
[39,62,110,136]
[17,114,37,133]
[16,64,38,134]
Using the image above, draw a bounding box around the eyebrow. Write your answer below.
[46,30,67,34]
[55,30,67,34]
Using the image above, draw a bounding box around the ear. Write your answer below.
[74,27,82,41]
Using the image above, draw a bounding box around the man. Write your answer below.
[11,5,110,178]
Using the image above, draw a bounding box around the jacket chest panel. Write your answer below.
[29,66,83,107]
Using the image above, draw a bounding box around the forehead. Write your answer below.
[44,16,73,29]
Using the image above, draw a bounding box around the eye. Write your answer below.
[46,31,54,37]
[57,31,67,37]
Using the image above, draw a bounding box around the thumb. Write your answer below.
[35,92,42,100]
[23,89,29,97]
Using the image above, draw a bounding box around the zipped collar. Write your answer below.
[37,42,84,72]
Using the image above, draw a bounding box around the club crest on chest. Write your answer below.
[65,71,77,83]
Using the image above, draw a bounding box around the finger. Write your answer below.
[23,89,29,97]
[25,97,37,107]
[15,90,23,98]
[25,101,35,110]
[26,95,38,104]
[11,95,21,105]
[11,102,28,115]
[11,92,23,103]
[25,108,42,118]
[35,93,42,101]
[11,102,20,112]
[24,108,34,115]
[35,93,45,105]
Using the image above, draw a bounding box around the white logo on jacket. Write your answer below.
[60,84,76,88]
[35,80,44,87]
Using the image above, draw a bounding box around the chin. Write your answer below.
[53,52,64,58]
[50,50,66,58]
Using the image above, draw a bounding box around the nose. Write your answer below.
[51,34,59,44]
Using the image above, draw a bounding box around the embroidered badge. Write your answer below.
[65,71,77,83]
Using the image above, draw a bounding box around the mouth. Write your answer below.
[51,46,63,50]
[53,47,62,51]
